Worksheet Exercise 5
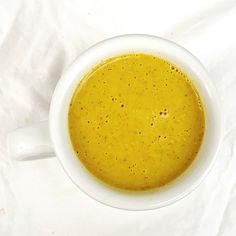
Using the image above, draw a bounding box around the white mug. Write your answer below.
[7,34,222,210]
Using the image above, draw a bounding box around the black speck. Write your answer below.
[121,104,124,108]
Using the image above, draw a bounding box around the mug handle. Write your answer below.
[7,121,55,161]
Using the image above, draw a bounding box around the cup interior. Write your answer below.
[49,35,222,210]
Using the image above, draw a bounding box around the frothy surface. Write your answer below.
[68,53,205,191]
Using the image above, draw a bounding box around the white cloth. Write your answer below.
[0,0,236,235]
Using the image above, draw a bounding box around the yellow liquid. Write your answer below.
[68,53,205,191]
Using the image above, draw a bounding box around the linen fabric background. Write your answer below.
[0,0,236,235]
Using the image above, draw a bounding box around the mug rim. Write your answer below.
[49,34,222,210]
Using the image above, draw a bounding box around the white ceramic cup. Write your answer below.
[7,34,222,210]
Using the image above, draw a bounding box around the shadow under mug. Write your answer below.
[7,34,222,210]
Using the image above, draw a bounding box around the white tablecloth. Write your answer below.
[0,0,236,235]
